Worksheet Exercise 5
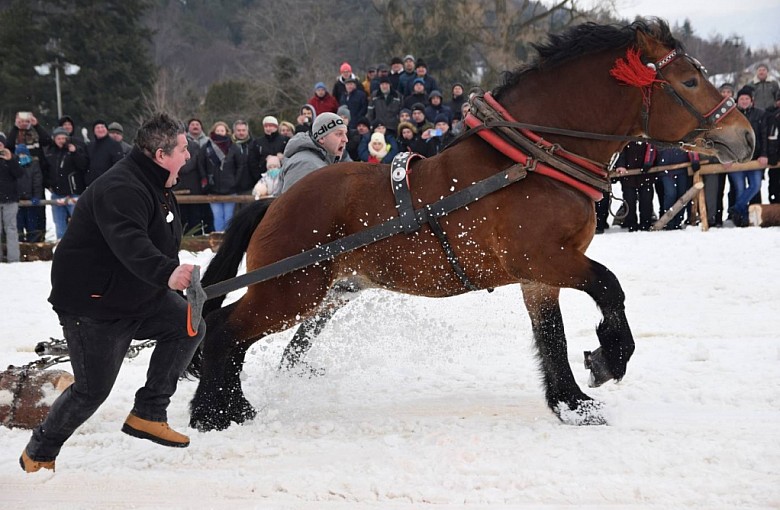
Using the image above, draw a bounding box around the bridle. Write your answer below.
[641,48,737,147]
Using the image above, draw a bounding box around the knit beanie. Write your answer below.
[311,112,347,142]
[337,105,351,120]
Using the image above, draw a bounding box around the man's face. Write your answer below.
[109,131,123,142]
[366,70,376,79]
[234,124,249,141]
[430,96,441,105]
[263,123,278,136]
[435,122,449,134]
[416,66,427,77]
[399,111,411,123]
[16,114,31,130]
[413,82,425,94]
[188,120,203,137]
[737,95,752,110]
[404,59,415,72]
[357,124,370,135]
[391,63,403,73]
[315,87,326,97]
[757,66,768,81]
[378,69,389,79]
[318,128,348,158]
[374,124,386,134]
[412,110,425,123]
[94,124,108,139]
[54,134,68,148]
[720,88,733,99]
[345,81,356,93]
[61,120,74,134]
[453,85,464,97]
[159,134,190,187]
[380,82,391,94]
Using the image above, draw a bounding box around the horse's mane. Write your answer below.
[493,19,681,99]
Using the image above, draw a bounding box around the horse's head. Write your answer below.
[627,22,755,163]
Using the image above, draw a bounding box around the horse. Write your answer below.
[188,19,755,432]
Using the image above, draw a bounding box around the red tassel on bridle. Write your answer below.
[610,47,666,109]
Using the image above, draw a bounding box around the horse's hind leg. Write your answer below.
[581,259,635,387]
[521,282,606,425]
[279,280,362,371]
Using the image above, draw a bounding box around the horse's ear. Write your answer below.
[634,27,664,60]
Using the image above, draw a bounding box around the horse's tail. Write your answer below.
[185,197,274,379]
[200,197,275,316]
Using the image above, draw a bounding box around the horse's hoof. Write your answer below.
[555,399,607,426]
[230,400,257,425]
[584,348,616,388]
[189,403,233,432]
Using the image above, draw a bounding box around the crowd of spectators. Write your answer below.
[1,59,779,260]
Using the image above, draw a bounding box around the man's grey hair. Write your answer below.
[135,112,185,156]
[233,119,249,131]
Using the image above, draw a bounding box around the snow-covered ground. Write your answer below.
[1,222,779,509]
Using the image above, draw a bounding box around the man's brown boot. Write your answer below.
[121,413,190,448]
[20,450,55,473]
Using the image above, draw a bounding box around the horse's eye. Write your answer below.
[682,78,698,88]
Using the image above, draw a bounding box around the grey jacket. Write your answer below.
[280,132,339,193]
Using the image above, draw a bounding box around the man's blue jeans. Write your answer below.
[50,193,78,239]
[24,291,205,462]
[729,169,763,216]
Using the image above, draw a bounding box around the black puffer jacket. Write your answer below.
[49,147,181,319]
[0,154,23,203]
[42,143,88,195]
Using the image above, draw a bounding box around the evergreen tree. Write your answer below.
[0,0,156,134]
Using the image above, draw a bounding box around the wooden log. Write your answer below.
[0,368,74,429]
[651,182,705,231]
[19,242,56,262]
[694,171,708,231]
[748,204,780,227]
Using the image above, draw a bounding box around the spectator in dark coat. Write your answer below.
[614,141,657,232]
[397,55,417,99]
[174,134,212,234]
[340,78,368,130]
[396,121,427,154]
[403,78,430,110]
[108,122,132,156]
[448,83,467,121]
[248,116,289,184]
[409,59,438,96]
[85,120,124,186]
[7,111,51,242]
[198,121,236,231]
[57,115,87,150]
[423,113,456,157]
[332,62,357,106]
[388,57,404,93]
[42,127,88,239]
[0,132,23,262]
[367,76,403,136]
[424,90,453,124]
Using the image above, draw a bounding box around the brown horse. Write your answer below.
[189,20,754,432]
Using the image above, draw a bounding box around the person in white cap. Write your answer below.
[247,115,288,185]
[279,112,347,194]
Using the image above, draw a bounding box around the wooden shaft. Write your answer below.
[650,182,704,231]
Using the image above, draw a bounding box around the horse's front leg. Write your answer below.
[520,282,606,425]
[581,259,635,387]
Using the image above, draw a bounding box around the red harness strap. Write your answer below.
[465,92,608,201]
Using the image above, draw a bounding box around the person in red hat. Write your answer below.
[332,62,356,107]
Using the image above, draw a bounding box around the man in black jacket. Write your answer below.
[85,120,124,186]
[20,113,206,473]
